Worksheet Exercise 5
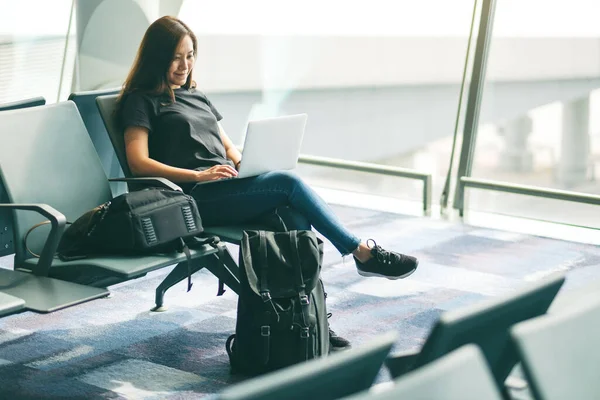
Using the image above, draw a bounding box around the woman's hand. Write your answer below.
[197,164,238,181]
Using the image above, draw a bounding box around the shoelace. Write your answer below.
[325,296,348,344]
[327,312,338,335]
[367,239,403,265]
[324,294,336,334]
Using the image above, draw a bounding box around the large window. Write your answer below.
[0,0,76,104]
[180,0,478,205]
[468,0,600,227]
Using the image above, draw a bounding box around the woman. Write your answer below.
[117,16,419,347]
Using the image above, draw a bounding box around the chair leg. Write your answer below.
[152,246,241,311]
[152,260,205,311]
[203,252,241,295]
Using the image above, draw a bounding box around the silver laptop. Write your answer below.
[235,113,307,179]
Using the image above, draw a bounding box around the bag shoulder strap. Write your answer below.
[258,231,269,296]
[23,220,52,258]
[184,235,227,295]
[290,230,306,292]
[24,220,79,260]
[178,238,194,292]
[290,230,311,329]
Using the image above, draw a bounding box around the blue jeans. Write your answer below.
[190,171,361,255]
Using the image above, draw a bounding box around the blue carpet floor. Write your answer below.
[0,205,599,399]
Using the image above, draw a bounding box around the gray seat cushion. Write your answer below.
[22,244,220,279]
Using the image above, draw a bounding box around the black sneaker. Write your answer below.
[327,313,351,350]
[354,239,418,280]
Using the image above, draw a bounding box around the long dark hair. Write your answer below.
[116,16,197,113]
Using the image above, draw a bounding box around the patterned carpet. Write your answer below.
[0,205,599,399]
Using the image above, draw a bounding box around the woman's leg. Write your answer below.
[191,170,418,279]
[190,171,361,255]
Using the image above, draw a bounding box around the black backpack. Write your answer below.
[226,229,329,375]
[26,188,219,291]
[56,188,204,257]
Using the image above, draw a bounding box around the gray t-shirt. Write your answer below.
[120,87,234,191]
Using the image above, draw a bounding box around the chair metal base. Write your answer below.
[152,246,241,310]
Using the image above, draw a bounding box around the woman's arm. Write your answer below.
[218,123,242,170]
[124,126,237,182]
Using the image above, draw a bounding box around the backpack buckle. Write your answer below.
[261,325,271,337]
[300,327,310,338]
[299,295,309,306]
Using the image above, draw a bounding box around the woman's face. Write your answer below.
[167,35,195,89]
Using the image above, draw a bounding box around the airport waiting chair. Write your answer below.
[68,89,125,197]
[0,97,48,317]
[342,345,503,400]
[217,332,397,400]
[510,296,600,400]
[384,273,565,399]
[0,97,47,258]
[0,101,240,313]
[95,93,274,244]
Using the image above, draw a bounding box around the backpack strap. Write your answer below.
[225,334,239,373]
[290,230,310,325]
[187,235,228,296]
[258,231,279,317]
[258,231,269,295]
[210,240,227,296]
[290,230,311,359]
[273,207,289,232]
[179,238,193,292]
[258,230,279,366]
[24,220,54,258]
[217,278,226,297]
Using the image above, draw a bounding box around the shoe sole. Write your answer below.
[330,346,352,352]
[356,260,419,280]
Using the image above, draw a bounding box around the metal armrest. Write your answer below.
[384,349,421,378]
[108,177,182,192]
[0,203,66,276]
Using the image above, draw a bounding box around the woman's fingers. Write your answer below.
[203,164,238,181]
[221,165,238,175]
[206,166,238,180]
[212,164,238,176]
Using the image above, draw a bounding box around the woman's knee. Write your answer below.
[261,170,304,190]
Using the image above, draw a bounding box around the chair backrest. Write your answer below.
[0,102,112,264]
[344,345,503,400]
[510,296,600,400]
[218,332,397,400]
[96,93,133,177]
[387,273,565,391]
[0,97,47,257]
[69,89,125,195]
